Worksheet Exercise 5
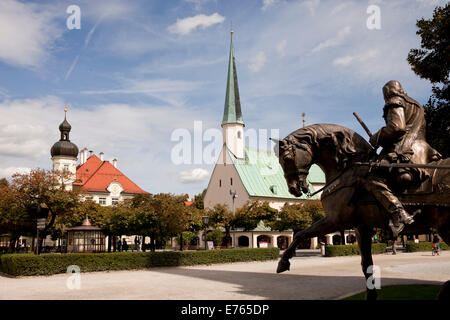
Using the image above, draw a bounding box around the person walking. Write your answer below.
[432,234,440,256]
[123,238,128,252]
[117,238,122,252]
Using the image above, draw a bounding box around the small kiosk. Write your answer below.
[66,217,105,253]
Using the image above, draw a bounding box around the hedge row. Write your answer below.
[405,241,449,252]
[0,248,280,276]
[325,243,387,257]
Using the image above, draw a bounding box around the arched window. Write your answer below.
[230,178,233,186]
[237,131,241,139]
[219,179,222,187]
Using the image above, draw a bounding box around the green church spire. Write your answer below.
[222,30,244,126]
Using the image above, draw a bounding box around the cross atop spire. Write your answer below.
[222,30,244,127]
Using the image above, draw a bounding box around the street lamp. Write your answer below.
[202,215,209,250]
[230,190,238,248]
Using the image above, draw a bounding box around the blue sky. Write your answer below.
[0,0,446,197]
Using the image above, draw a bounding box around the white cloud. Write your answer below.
[179,168,209,183]
[248,51,266,72]
[64,55,80,81]
[0,167,30,179]
[0,0,61,68]
[168,13,225,35]
[81,78,204,106]
[0,95,217,196]
[0,97,59,159]
[311,26,351,53]
[262,0,279,11]
[333,50,379,67]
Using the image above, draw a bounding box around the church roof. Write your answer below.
[228,147,325,200]
[222,31,244,126]
[73,155,148,194]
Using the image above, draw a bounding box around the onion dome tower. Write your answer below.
[51,107,78,190]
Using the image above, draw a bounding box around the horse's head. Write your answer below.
[274,124,373,198]
[273,137,312,197]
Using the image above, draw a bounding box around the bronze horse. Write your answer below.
[274,123,450,300]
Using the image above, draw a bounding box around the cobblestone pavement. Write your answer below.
[1,251,448,300]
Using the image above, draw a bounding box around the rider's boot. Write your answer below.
[389,208,420,238]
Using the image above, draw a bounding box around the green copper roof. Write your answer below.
[222,33,244,126]
[229,147,325,200]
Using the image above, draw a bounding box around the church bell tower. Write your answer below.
[50,108,79,190]
[222,29,245,159]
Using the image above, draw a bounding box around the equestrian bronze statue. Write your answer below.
[274,80,449,300]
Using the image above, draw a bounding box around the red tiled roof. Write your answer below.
[74,155,148,194]
[184,200,195,206]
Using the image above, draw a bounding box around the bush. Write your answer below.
[325,243,387,257]
[207,229,225,246]
[177,231,197,246]
[405,241,449,252]
[0,248,280,277]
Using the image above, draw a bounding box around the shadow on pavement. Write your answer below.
[149,265,443,300]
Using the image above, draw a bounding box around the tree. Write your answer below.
[193,189,207,210]
[0,182,30,252]
[0,169,83,253]
[234,201,277,231]
[206,204,234,247]
[128,193,191,251]
[206,201,277,247]
[0,178,8,188]
[269,201,325,233]
[407,3,450,157]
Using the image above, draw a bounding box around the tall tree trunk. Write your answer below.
[180,233,183,251]
[340,230,346,245]
[224,226,232,248]
[142,236,146,252]
[38,235,44,254]
[8,238,16,253]
[113,235,117,252]
[150,237,155,252]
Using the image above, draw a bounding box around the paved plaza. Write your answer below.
[1,251,449,300]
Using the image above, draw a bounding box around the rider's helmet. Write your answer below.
[382,80,406,102]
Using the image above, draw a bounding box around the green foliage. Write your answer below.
[405,241,449,252]
[206,229,225,246]
[407,3,450,85]
[325,243,387,257]
[193,189,206,210]
[269,201,325,232]
[177,231,197,246]
[234,201,277,231]
[408,3,449,157]
[423,96,450,158]
[0,178,8,188]
[0,248,280,276]
[0,169,82,251]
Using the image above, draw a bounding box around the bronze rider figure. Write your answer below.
[365,80,442,236]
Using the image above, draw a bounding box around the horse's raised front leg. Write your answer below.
[356,226,377,300]
[277,216,338,273]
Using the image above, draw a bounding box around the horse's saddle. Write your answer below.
[323,159,450,207]
[399,158,450,207]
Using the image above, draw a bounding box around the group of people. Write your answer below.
[116,236,143,252]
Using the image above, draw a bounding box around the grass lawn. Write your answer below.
[343,284,441,300]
